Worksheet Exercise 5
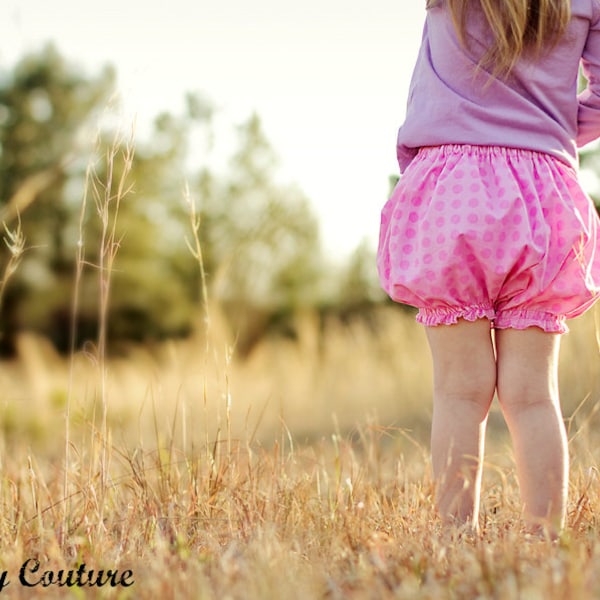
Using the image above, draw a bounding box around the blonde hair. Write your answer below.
[426,0,571,76]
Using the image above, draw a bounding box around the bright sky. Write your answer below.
[2,1,426,258]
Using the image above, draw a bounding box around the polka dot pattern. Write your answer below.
[377,145,600,333]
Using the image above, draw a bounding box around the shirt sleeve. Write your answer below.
[577,4,600,147]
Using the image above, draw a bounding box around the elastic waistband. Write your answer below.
[416,144,570,164]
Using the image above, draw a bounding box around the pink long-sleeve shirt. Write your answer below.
[396,0,600,172]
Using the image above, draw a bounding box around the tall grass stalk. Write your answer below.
[95,126,134,526]
[62,154,95,545]
[184,184,236,459]
[183,184,209,455]
[63,126,135,538]
[62,179,83,545]
[184,182,210,341]
[0,217,26,312]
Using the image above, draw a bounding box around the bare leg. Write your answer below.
[425,319,497,530]
[495,327,568,536]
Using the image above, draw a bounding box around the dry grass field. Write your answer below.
[0,303,597,599]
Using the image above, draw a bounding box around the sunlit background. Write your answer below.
[3,0,425,258]
[0,7,599,589]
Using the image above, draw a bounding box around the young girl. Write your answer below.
[377,0,600,536]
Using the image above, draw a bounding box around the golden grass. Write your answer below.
[0,305,597,598]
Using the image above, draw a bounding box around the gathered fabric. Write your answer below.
[377,144,600,333]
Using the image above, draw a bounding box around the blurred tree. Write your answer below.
[0,44,115,352]
[74,97,215,347]
[336,239,386,313]
[0,46,330,354]
[0,46,211,352]
[192,114,325,352]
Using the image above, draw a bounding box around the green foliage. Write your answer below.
[196,114,323,309]
[0,46,334,353]
[336,240,386,311]
[0,44,115,352]
[75,106,209,346]
[187,113,327,351]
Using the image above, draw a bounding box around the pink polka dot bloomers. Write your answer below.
[377,145,600,333]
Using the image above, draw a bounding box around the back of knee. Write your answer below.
[434,366,496,411]
[497,373,559,416]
